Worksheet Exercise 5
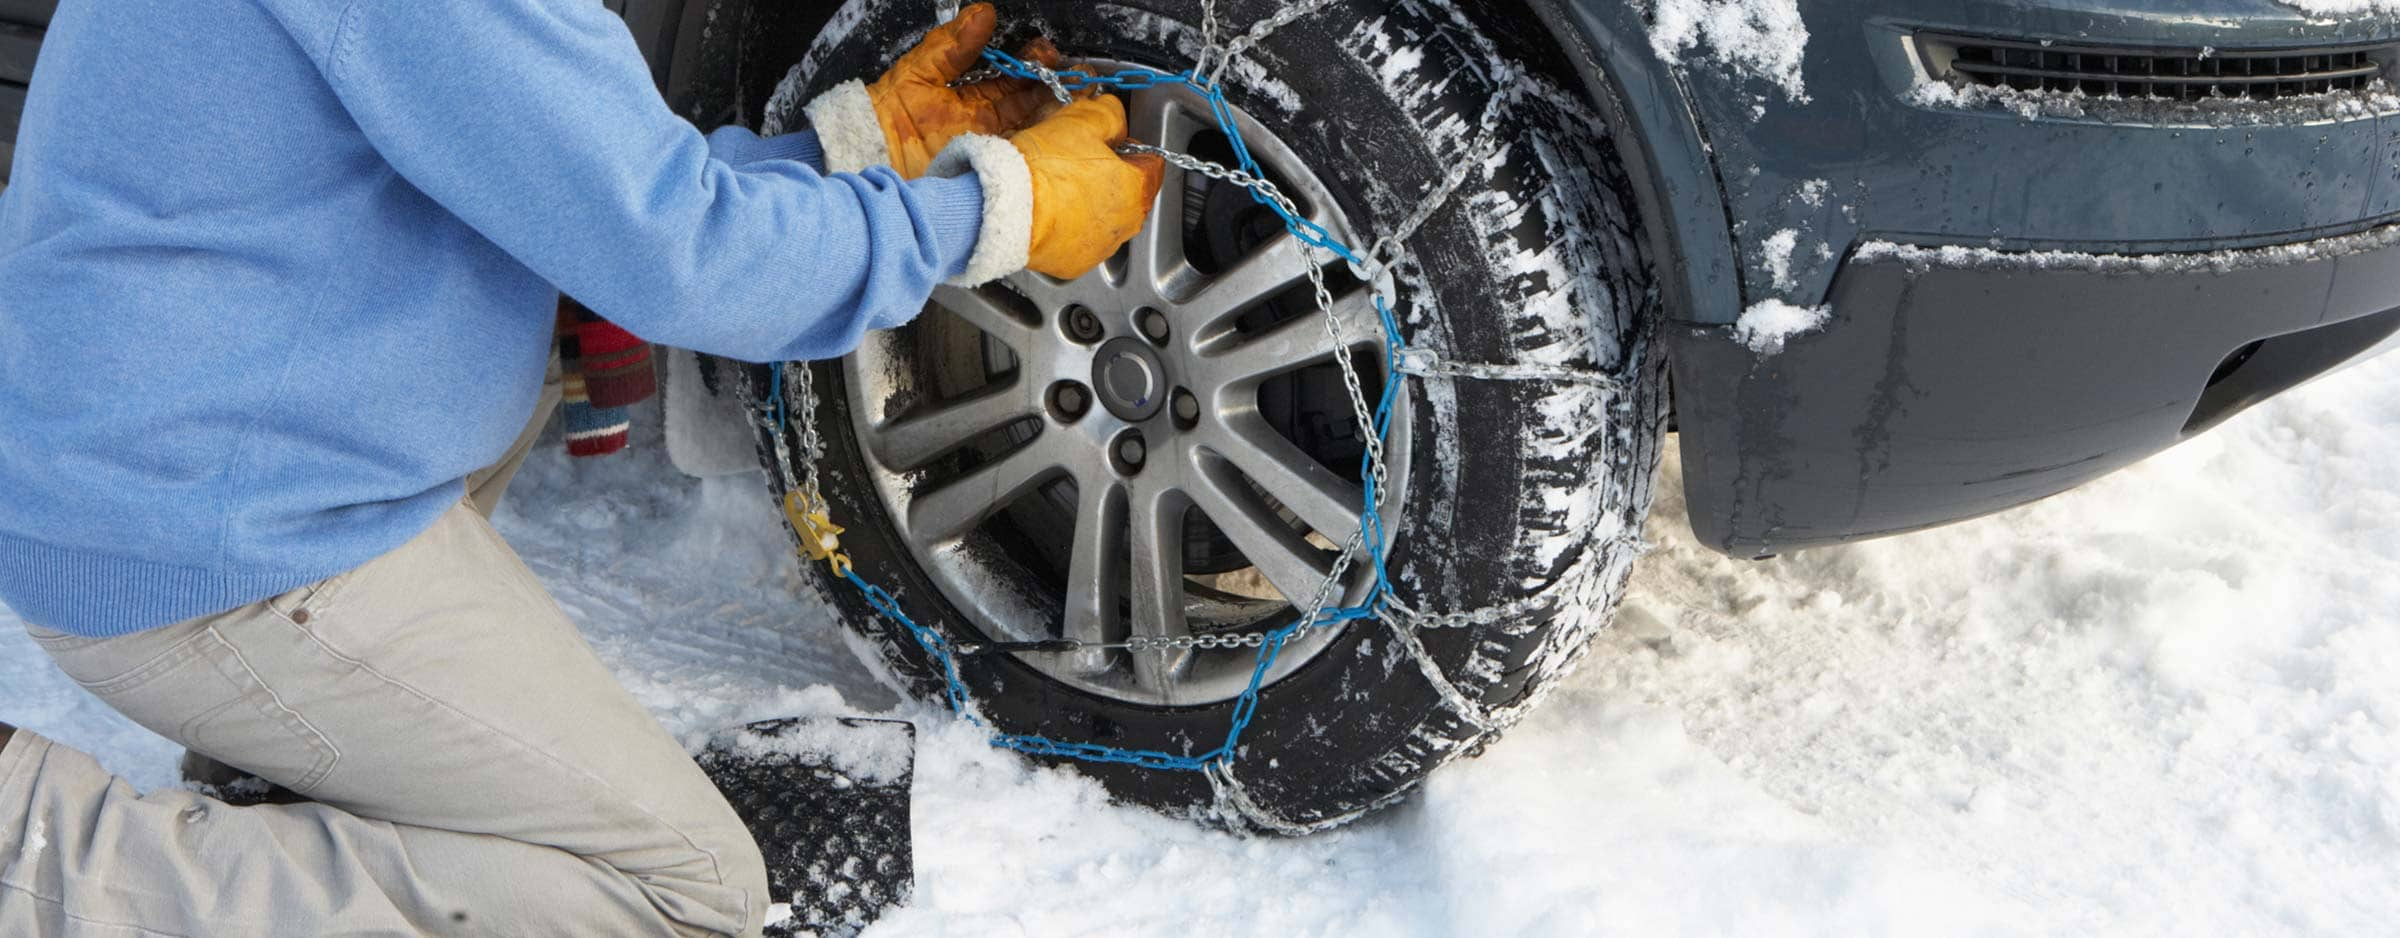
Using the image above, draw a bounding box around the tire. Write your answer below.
[745,0,1667,830]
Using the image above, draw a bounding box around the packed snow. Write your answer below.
[1732,297,1829,354]
[8,348,2400,935]
[717,718,915,787]
[1646,0,1811,101]
[2274,0,2400,16]
[1759,228,1802,291]
[1858,222,2400,276]
[1909,73,2400,126]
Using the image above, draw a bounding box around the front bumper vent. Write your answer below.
[1920,35,2392,101]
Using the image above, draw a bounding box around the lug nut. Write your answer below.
[1052,382,1089,419]
[1137,307,1170,344]
[1116,434,1147,470]
[1171,388,1199,424]
[1065,306,1105,343]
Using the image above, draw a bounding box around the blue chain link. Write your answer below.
[769,48,1419,774]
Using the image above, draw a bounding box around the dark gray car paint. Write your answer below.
[1686,1,2400,319]
[1671,233,2400,554]
[1520,0,2400,554]
[1525,0,2400,320]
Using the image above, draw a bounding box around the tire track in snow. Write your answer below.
[1601,351,2400,935]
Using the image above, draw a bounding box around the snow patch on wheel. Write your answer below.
[1340,17,1478,159]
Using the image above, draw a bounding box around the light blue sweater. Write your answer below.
[0,0,985,636]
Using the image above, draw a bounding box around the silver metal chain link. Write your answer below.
[1210,0,1336,81]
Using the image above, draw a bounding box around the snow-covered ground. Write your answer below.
[9,348,2400,936]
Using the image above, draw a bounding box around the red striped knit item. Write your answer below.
[556,298,655,457]
[560,371,630,457]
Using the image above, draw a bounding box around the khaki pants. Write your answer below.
[0,370,770,937]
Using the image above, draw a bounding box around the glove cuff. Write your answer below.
[925,134,1033,287]
[803,80,892,175]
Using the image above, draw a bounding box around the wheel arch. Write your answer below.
[1498,0,1741,330]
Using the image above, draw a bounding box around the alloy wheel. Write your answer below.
[843,62,1412,706]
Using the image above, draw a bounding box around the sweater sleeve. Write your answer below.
[705,127,827,172]
[303,0,975,363]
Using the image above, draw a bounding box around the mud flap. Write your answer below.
[663,347,767,478]
[696,717,917,937]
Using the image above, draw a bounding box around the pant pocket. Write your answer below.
[61,625,342,795]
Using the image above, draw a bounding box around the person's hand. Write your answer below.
[805,3,1064,178]
[1008,96,1167,278]
[921,94,1168,284]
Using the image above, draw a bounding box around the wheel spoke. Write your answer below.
[1004,270,1087,312]
[1185,459,1337,608]
[867,380,1036,472]
[933,284,1038,348]
[1126,84,1203,151]
[1124,89,1199,294]
[1060,476,1126,675]
[1127,487,1193,697]
[1195,288,1386,385]
[1203,414,1365,546]
[1180,233,1315,334]
[1124,170,1190,292]
[904,433,1071,544]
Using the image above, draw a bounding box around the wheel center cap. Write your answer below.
[1093,336,1167,423]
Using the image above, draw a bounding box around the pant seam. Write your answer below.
[0,732,45,848]
[58,631,212,696]
[0,878,191,937]
[24,630,111,652]
[265,615,743,918]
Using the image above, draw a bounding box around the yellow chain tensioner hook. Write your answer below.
[782,487,853,578]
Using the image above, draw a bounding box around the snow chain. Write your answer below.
[756,0,1637,826]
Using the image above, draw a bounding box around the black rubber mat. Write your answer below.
[697,717,918,937]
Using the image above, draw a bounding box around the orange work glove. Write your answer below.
[1009,96,1168,278]
[922,95,1167,284]
[804,3,1064,178]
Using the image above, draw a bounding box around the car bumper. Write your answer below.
[1668,224,2400,556]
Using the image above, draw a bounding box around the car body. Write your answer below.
[10,0,2393,561]
[1516,0,2400,555]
